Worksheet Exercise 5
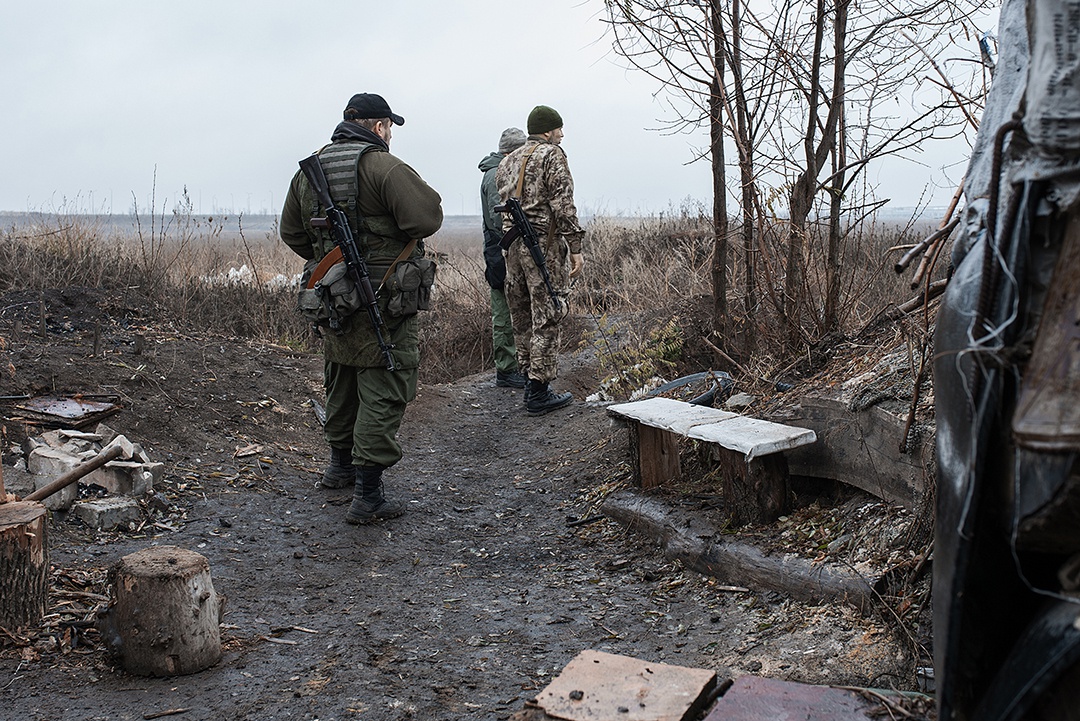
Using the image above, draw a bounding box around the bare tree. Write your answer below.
[604,0,993,357]
[603,0,785,358]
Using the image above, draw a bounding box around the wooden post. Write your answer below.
[99,546,222,676]
[716,449,791,526]
[629,422,681,489]
[0,501,49,630]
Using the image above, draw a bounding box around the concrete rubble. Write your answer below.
[5,423,163,530]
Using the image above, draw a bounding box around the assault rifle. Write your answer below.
[299,154,396,372]
[494,197,561,312]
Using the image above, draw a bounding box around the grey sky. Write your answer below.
[2,1,987,218]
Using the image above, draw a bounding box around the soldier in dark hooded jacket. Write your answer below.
[478,127,528,390]
[280,92,442,524]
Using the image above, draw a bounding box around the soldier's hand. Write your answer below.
[569,253,584,279]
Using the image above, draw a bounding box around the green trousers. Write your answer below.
[322,359,417,468]
[490,287,518,374]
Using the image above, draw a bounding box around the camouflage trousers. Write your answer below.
[503,232,571,383]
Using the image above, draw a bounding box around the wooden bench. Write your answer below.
[607,397,817,525]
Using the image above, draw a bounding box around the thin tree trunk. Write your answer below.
[732,0,757,355]
[824,0,849,331]
[710,0,729,344]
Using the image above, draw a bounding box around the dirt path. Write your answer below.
[0,305,910,720]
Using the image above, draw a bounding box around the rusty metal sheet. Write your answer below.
[13,396,120,429]
[534,649,716,721]
[1014,213,1080,451]
[702,676,875,721]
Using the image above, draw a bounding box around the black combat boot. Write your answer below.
[345,465,405,524]
[526,379,573,416]
[496,369,528,388]
[321,446,355,488]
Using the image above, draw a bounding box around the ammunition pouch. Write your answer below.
[297,259,363,331]
[384,257,437,318]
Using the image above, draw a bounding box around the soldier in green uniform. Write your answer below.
[478,127,528,389]
[280,93,443,524]
[496,105,585,415]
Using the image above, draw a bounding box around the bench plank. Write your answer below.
[609,397,816,460]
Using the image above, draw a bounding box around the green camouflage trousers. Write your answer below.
[490,287,518,374]
[503,233,570,383]
[322,359,418,468]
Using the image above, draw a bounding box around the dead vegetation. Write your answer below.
[0,206,940,712]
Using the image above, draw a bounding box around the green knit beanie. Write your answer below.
[528,105,563,135]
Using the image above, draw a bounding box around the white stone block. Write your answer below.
[72,497,141,531]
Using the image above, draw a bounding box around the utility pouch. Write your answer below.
[384,257,437,318]
[297,260,363,329]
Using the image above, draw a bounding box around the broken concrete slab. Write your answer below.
[533,650,716,721]
[72,497,141,531]
[27,446,81,478]
[102,434,135,460]
[769,395,932,510]
[83,462,154,496]
[1,465,77,512]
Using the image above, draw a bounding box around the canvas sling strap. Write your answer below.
[512,142,557,244]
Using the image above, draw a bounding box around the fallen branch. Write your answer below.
[143,709,191,720]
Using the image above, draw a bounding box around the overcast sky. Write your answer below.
[2,1,992,218]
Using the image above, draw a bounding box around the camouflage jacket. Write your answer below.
[495,138,585,254]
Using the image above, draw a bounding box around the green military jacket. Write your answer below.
[281,126,443,368]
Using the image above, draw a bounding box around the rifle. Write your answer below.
[298,154,396,372]
[494,197,561,312]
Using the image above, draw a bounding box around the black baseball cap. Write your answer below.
[344,93,405,126]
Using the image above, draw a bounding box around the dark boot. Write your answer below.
[496,369,528,388]
[321,446,355,488]
[526,380,573,416]
[346,465,404,524]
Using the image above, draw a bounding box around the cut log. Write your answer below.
[602,490,876,613]
[0,501,49,630]
[99,546,222,676]
[714,448,791,526]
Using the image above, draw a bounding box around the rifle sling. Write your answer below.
[307,239,418,290]
[306,246,343,289]
[513,143,556,246]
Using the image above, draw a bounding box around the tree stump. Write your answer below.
[99,546,222,676]
[0,501,49,630]
[716,448,791,526]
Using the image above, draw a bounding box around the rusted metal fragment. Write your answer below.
[703,676,875,721]
[12,396,120,429]
[534,649,716,721]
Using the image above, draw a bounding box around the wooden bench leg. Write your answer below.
[716,449,791,526]
[629,422,681,489]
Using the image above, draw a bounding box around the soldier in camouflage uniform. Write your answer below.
[280,93,443,524]
[495,105,585,415]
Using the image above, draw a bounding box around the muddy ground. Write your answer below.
[0,287,924,721]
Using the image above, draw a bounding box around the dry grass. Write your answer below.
[0,204,926,391]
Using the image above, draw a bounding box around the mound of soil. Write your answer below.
[0,289,920,720]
